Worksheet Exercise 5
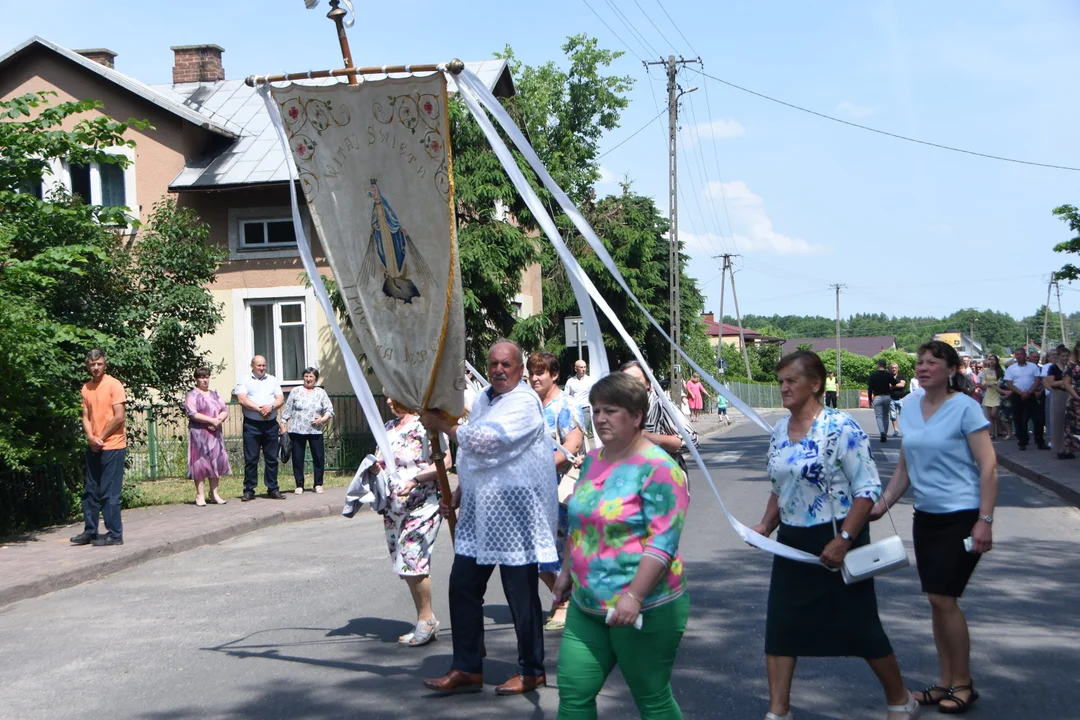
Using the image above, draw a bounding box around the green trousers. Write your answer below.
[557,593,690,720]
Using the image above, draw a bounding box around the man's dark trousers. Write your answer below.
[242,418,280,494]
[84,448,125,540]
[1012,393,1046,448]
[448,554,544,677]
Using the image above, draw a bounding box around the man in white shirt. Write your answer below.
[564,359,595,436]
[234,355,286,501]
[1040,349,1057,447]
[1004,348,1046,451]
[420,340,557,697]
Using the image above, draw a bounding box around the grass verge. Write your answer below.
[128,473,354,508]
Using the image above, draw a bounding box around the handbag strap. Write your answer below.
[821,418,902,540]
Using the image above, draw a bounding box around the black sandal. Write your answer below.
[939,683,979,714]
[915,685,949,706]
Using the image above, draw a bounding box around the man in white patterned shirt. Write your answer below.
[420,340,557,698]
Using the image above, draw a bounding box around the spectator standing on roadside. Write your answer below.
[70,349,127,547]
[565,359,595,437]
[1004,348,1046,451]
[868,360,897,444]
[824,371,838,409]
[1044,347,1072,460]
[234,355,287,501]
[1040,350,1057,448]
[889,362,908,438]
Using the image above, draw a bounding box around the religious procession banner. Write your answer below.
[270,75,465,418]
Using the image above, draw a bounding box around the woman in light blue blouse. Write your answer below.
[873,341,997,715]
[752,351,918,720]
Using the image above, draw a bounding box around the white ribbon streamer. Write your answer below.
[259,86,396,467]
[453,69,820,565]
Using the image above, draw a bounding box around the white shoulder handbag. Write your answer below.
[825,449,909,585]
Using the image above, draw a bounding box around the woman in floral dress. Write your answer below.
[1064,340,1080,457]
[751,350,918,720]
[370,398,449,646]
[185,367,231,506]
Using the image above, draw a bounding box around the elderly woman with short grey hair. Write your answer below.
[279,366,334,494]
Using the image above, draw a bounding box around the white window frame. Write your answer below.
[48,148,137,220]
[232,287,319,387]
[238,217,297,250]
[228,206,310,260]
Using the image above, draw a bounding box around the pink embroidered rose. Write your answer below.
[296,143,308,156]
[423,100,433,115]
[288,106,300,120]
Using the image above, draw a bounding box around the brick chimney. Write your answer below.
[75,48,117,69]
[703,312,715,323]
[171,44,225,84]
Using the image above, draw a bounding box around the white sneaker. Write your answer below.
[315,486,324,494]
[294,487,303,495]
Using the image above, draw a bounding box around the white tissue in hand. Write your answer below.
[605,608,643,629]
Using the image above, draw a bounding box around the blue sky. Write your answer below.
[4,0,1079,323]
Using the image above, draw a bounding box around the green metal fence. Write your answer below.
[0,462,79,535]
[707,381,862,411]
[127,394,394,481]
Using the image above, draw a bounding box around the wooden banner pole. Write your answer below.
[325,0,358,85]
[427,428,457,542]
[245,60,463,87]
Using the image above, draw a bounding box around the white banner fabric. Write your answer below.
[269,75,465,418]
[453,69,821,566]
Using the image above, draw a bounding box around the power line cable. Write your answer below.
[631,0,679,51]
[597,107,667,159]
[651,0,699,55]
[683,88,732,251]
[579,0,645,63]
[687,67,1080,173]
[676,126,724,258]
[601,0,660,59]
[699,70,736,240]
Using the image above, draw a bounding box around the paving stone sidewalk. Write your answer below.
[0,488,354,608]
[995,438,1080,507]
[0,410,744,610]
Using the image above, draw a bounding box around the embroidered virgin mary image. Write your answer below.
[359,180,434,303]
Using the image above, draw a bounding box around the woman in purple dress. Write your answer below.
[185,367,231,506]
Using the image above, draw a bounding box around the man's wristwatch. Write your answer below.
[979,514,993,524]
[839,529,853,542]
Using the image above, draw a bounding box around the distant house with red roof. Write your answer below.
[701,312,781,349]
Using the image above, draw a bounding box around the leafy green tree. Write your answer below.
[873,349,915,382]
[0,92,224,470]
[1053,204,1080,282]
[817,348,876,387]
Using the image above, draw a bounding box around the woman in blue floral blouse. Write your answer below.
[751,351,918,720]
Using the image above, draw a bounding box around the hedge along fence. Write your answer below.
[0,462,81,536]
[126,395,395,482]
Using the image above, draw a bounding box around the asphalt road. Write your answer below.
[1,409,1078,719]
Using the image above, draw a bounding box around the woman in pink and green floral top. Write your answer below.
[553,371,690,719]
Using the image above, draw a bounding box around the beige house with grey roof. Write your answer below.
[0,36,540,395]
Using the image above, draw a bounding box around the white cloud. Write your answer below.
[595,165,618,186]
[694,118,745,140]
[689,180,830,255]
[835,100,879,119]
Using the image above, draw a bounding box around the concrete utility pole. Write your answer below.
[1055,274,1068,346]
[830,284,846,390]
[1042,274,1054,354]
[714,254,750,378]
[645,55,700,403]
[717,254,727,373]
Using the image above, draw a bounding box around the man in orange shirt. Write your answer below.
[71,349,128,547]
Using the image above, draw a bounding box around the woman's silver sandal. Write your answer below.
[765,712,792,720]
[400,618,440,647]
[886,690,921,719]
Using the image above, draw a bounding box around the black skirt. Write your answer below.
[913,509,981,597]
[765,522,894,659]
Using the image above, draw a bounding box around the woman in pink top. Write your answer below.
[683,373,710,420]
[553,371,690,718]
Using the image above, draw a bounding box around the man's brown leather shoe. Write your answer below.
[423,670,483,694]
[495,674,546,696]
